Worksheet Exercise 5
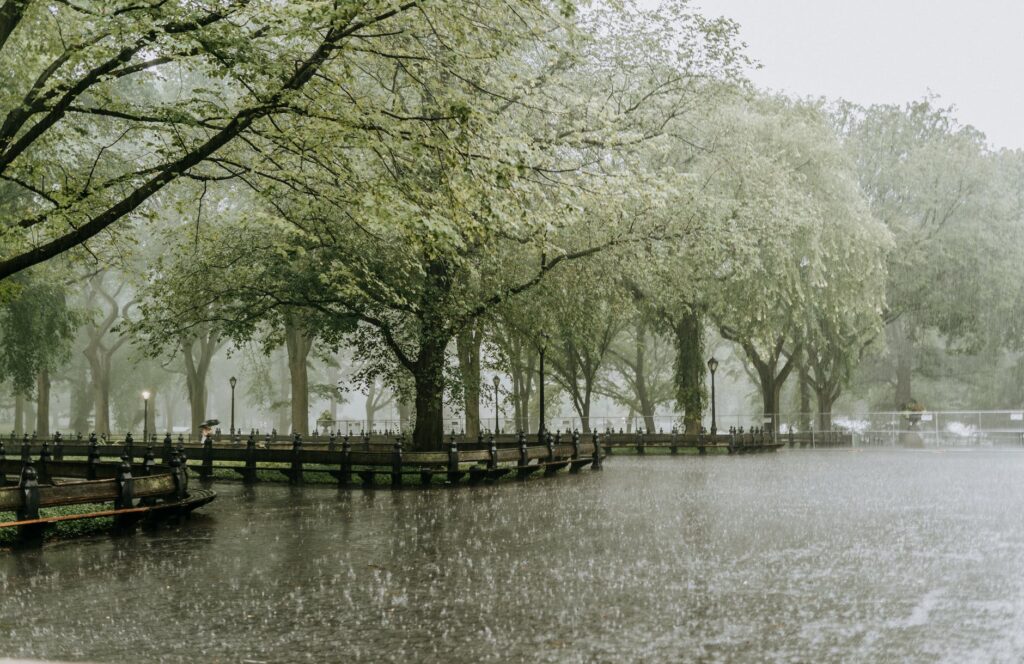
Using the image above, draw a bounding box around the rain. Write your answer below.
[2,0,1024,662]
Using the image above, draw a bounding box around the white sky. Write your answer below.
[690,0,1024,149]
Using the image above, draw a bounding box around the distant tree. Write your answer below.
[0,271,77,436]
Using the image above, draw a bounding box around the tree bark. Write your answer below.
[815,387,837,431]
[889,320,914,408]
[673,310,705,434]
[456,320,483,436]
[36,369,50,438]
[411,343,446,451]
[275,348,289,434]
[69,361,91,434]
[284,314,314,435]
[634,320,656,433]
[798,357,812,431]
[182,323,220,438]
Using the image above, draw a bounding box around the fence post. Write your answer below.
[53,431,63,461]
[17,463,39,521]
[0,439,6,486]
[16,463,42,546]
[698,427,707,455]
[592,431,602,470]
[547,431,555,462]
[290,433,303,485]
[200,433,214,479]
[87,433,100,480]
[124,431,134,461]
[391,436,403,488]
[244,433,257,484]
[37,439,51,484]
[115,455,134,510]
[636,429,645,455]
[339,434,352,485]
[143,444,155,476]
[571,429,580,460]
[517,431,530,480]
[670,427,678,455]
[162,434,172,465]
[447,434,461,484]
[169,453,187,502]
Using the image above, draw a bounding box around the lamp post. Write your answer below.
[229,376,237,434]
[538,331,549,442]
[492,375,500,435]
[707,357,719,437]
[142,391,151,443]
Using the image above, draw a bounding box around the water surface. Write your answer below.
[3,450,1024,662]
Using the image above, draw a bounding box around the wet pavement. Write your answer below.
[3,449,1024,662]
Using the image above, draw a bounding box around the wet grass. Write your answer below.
[0,502,114,547]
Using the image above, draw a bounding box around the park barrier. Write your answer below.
[0,434,215,547]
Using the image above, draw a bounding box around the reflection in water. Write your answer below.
[3,451,1024,662]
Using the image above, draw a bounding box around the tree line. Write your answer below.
[1,1,1022,448]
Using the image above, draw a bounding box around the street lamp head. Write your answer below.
[230,376,237,389]
[707,357,719,374]
[142,390,151,401]
[493,375,500,389]
[539,331,550,351]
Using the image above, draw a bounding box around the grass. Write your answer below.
[0,502,114,547]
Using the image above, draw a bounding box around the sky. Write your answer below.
[689,0,1024,149]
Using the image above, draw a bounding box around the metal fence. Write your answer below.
[314,410,1024,447]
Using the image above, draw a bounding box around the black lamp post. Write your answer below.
[142,390,150,443]
[707,357,719,437]
[229,376,237,434]
[492,375,500,435]
[538,331,549,442]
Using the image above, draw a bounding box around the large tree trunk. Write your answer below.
[889,320,914,408]
[36,369,50,438]
[85,349,113,436]
[284,315,314,435]
[798,358,812,431]
[275,349,289,434]
[411,344,446,451]
[757,364,784,434]
[510,343,535,434]
[69,361,91,434]
[456,320,483,436]
[815,387,836,431]
[186,374,207,436]
[92,361,111,436]
[634,321,656,433]
[183,325,220,438]
[673,310,705,434]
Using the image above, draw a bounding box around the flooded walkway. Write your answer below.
[3,450,1024,662]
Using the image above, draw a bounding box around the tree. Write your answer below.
[0,270,76,436]
[0,1,435,280]
[599,313,676,433]
[835,99,1005,408]
[81,272,132,436]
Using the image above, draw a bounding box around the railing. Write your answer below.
[0,430,605,492]
[0,439,214,547]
